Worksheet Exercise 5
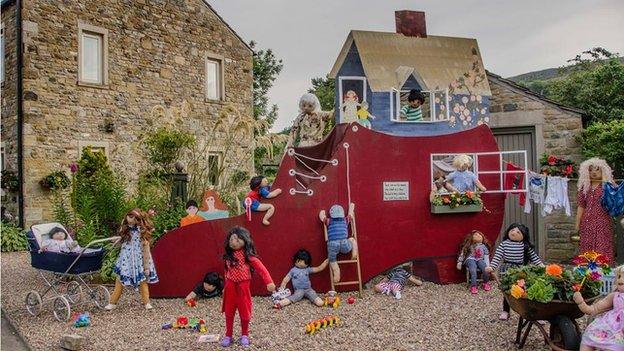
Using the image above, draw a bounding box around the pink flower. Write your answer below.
[148,209,156,217]
[69,163,79,173]
[517,279,526,288]
[547,155,557,166]
[589,271,602,281]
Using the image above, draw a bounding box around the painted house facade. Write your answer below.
[329,11,491,136]
[1,0,254,226]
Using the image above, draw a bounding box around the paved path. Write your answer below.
[1,310,29,351]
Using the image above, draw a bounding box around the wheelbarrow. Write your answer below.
[505,293,598,351]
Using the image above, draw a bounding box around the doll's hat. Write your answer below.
[329,205,345,218]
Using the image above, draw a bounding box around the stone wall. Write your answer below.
[1,3,20,217]
[488,74,584,262]
[15,0,253,225]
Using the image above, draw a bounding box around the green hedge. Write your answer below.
[580,119,624,178]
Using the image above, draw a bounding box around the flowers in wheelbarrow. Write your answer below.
[510,282,526,299]
[571,250,612,292]
[545,264,563,277]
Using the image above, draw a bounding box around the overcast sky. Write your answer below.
[210,0,624,132]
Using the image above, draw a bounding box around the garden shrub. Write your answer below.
[144,128,195,173]
[1,221,28,252]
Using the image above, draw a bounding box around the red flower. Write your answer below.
[572,284,581,292]
[564,165,573,175]
[548,155,558,165]
[443,197,451,204]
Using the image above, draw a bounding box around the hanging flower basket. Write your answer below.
[539,154,577,178]
[40,171,71,190]
[430,191,483,214]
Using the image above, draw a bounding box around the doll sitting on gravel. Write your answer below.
[573,264,623,351]
[374,266,423,300]
[319,203,358,283]
[273,249,329,309]
[456,230,492,294]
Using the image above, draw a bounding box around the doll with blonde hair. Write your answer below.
[576,158,616,261]
[573,265,624,351]
[446,154,487,193]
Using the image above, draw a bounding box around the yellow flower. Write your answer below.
[510,284,525,299]
[545,264,563,277]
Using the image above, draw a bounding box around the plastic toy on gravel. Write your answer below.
[23,222,120,322]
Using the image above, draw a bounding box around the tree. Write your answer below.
[579,119,624,178]
[308,75,336,110]
[548,48,624,124]
[250,41,283,136]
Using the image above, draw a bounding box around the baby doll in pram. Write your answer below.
[25,222,120,321]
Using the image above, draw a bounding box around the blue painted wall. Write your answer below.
[333,43,491,136]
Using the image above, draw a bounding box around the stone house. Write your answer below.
[486,71,587,262]
[1,0,254,226]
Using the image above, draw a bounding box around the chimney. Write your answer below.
[395,10,427,38]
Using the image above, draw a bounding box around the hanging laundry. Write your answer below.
[523,171,547,214]
[504,163,526,206]
[601,182,624,217]
[542,176,571,217]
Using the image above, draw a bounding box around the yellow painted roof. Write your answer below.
[329,30,491,96]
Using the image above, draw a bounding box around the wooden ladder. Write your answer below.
[324,213,363,296]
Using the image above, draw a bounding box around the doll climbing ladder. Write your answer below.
[285,139,363,295]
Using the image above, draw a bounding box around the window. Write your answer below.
[391,88,450,123]
[1,25,5,83]
[205,58,222,100]
[78,141,109,160]
[338,76,367,123]
[78,23,108,86]
[208,152,222,186]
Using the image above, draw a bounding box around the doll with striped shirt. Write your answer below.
[374,267,423,300]
[486,223,543,321]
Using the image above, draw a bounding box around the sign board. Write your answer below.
[383,182,409,201]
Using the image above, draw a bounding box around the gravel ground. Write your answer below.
[2,252,581,351]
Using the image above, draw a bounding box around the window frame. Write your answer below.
[205,55,224,101]
[77,23,108,87]
[391,88,450,123]
[78,141,110,160]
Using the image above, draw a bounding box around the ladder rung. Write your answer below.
[337,259,358,264]
[334,280,360,286]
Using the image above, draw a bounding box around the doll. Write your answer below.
[180,200,205,227]
[573,265,624,351]
[274,249,329,308]
[341,90,360,124]
[105,208,159,310]
[39,227,80,253]
[287,93,334,148]
[220,227,275,347]
[486,223,543,320]
[356,101,375,129]
[197,189,229,220]
[456,230,492,294]
[319,203,358,283]
[374,266,423,300]
[399,89,425,121]
[185,272,223,302]
[245,175,282,226]
[576,158,617,261]
[446,154,487,193]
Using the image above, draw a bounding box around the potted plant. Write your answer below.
[1,170,19,192]
[40,170,71,190]
[430,191,483,214]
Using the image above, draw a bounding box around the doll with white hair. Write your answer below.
[573,264,624,351]
[287,93,334,148]
[446,154,487,193]
[575,158,617,260]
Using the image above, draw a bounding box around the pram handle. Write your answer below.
[82,236,121,250]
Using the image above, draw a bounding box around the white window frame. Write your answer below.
[205,55,224,101]
[78,23,108,86]
[78,141,110,160]
[338,76,367,123]
[207,151,222,186]
[391,88,450,123]
[429,150,528,194]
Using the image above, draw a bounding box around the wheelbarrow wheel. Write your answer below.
[549,315,580,350]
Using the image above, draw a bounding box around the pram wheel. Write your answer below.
[65,281,82,304]
[25,291,42,316]
[92,285,110,309]
[53,296,71,322]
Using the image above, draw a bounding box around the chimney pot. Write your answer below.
[395,10,427,38]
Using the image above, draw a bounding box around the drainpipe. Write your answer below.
[16,0,24,227]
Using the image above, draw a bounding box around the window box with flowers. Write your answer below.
[40,171,71,190]
[539,154,578,178]
[430,191,483,214]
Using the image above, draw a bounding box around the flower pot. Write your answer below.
[430,203,483,214]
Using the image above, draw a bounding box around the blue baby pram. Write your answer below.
[24,222,120,321]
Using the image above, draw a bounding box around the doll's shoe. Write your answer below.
[144,303,153,310]
[483,282,492,291]
[104,303,117,310]
[470,286,478,294]
[273,303,281,310]
[381,288,390,296]
[220,336,232,347]
[239,335,250,346]
[499,311,509,320]
[394,291,402,300]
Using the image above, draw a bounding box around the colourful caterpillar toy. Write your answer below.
[304,316,340,335]
[162,316,207,333]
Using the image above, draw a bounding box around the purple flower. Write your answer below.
[589,271,602,281]
[69,163,79,173]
